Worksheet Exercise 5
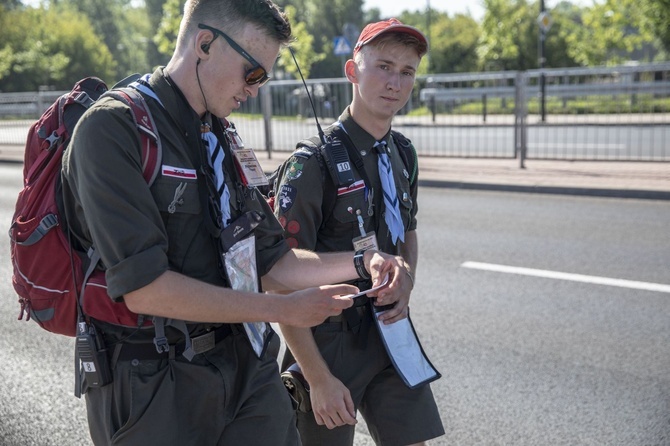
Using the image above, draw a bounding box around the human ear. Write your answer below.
[344,59,358,83]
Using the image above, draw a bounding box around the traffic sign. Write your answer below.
[537,11,552,33]
[333,36,352,56]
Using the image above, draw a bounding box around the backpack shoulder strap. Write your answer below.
[391,130,418,186]
[294,135,340,223]
[105,88,162,186]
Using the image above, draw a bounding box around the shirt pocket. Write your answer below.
[152,178,204,268]
[153,178,201,216]
[331,189,368,236]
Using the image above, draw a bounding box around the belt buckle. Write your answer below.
[191,331,216,354]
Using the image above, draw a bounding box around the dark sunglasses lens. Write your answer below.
[245,67,269,85]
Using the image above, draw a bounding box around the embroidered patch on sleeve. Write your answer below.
[287,220,300,234]
[285,161,304,181]
[278,184,298,212]
[162,165,197,180]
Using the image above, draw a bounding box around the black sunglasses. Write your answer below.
[198,23,270,86]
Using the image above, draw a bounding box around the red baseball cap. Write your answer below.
[353,18,428,56]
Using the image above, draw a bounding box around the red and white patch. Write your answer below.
[337,180,365,196]
[162,165,197,180]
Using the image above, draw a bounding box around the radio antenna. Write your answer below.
[288,46,326,144]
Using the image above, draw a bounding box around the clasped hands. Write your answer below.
[360,250,414,325]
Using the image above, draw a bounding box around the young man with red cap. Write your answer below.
[273,18,445,446]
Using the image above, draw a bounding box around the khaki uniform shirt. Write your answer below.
[62,67,288,308]
[274,108,418,260]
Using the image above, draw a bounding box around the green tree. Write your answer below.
[64,0,125,72]
[564,0,660,65]
[478,0,537,71]
[61,0,156,78]
[284,0,365,78]
[276,5,325,80]
[154,0,182,59]
[423,12,480,73]
[0,44,13,81]
[543,1,580,68]
[144,0,170,68]
[0,5,115,91]
[640,0,670,54]
[0,0,20,9]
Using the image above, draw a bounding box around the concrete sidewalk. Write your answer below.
[2,143,669,200]
[258,151,670,201]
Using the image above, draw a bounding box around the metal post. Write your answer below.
[426,0,431,72]
[539,0,546,122]
[261,85,273,158]
[514,71,527,168]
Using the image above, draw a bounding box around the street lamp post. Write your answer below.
[426,0,431,73]
[538,0,548,122]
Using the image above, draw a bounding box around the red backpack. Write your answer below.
[8,76,161,337]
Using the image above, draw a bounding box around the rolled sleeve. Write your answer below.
[64,97,169,300]
[106,245,168,298]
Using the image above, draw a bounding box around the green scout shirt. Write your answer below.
[274,107,418,257]
[62,67,289,304]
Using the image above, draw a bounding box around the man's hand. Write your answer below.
[309,373,357,429]
[363,251,414,324]
[278,284,357,327]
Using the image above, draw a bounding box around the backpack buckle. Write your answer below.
[73,91,95,108]
[45,130,62,151]
[153,335,169,354]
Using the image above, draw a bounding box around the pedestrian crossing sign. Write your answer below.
[333,36,352,56]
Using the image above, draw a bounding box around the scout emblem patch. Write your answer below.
[278,184,297,212]
[285,161,304,181]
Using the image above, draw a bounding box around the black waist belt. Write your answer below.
[114,324,234,361]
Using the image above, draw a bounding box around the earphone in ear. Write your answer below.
[201,42,210,54]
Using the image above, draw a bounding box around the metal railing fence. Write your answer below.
[1,62,668,161]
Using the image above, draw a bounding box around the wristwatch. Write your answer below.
[353,250,371,280]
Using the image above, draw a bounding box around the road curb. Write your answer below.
[420,180,670,200]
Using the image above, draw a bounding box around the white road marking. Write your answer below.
[461,261,670,294]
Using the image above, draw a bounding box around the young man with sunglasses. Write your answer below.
[273,19,445,445]
[62,1,412,445]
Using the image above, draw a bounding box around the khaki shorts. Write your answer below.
[289,311,445,446]
[86,328,299,446]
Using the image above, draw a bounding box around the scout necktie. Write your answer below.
[202,121,267,357]
[374,140,405,245]
[201,123,231,227]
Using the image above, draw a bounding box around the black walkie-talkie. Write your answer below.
[324,137,355,186]
[76,322,113,388]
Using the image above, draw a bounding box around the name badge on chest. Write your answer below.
[225,123,269,188]
[352,209,379,252]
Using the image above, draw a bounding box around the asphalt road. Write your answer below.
[0,163,668,445]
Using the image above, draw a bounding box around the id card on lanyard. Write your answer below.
[224,236,270,358]
[352,206,379,252]
[224,121,269,188]
[219,211,270,359]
